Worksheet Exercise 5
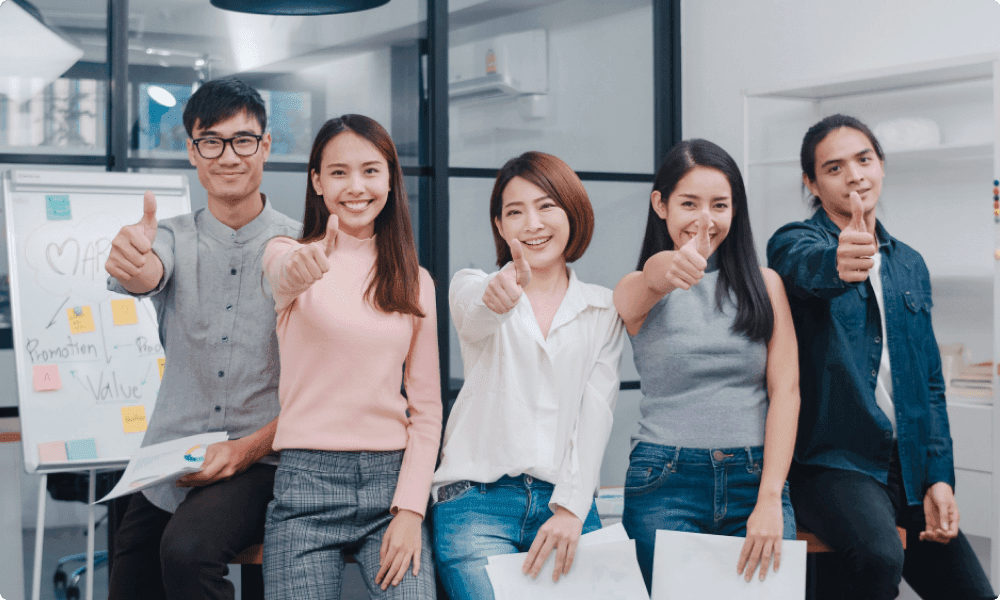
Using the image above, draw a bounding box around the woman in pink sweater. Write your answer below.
[261,115,441,600]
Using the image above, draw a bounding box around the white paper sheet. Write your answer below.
[652,529,806,600]
[485,524,648,600]
[96,432,229,503]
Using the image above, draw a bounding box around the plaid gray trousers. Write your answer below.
[263,449,435,599]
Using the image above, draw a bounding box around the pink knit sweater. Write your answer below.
[263,233,441,516]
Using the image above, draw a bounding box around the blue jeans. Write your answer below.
[621,442,795,591]
[431,475,602,600]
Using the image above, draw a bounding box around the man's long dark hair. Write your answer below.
[636,139,773,343]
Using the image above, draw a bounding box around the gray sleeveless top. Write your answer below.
[630,260,768,448]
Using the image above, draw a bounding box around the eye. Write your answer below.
[365,167,381,175]
[714,201,730,210]
[540,201,557,210]
[828,165,840,174]
[859,156,871,163]
[505,209,521,217]
[330,169,346,176]
[680,200,695,208]
[199,138,223,149]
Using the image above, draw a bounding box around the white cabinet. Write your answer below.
[743,53,1000,582]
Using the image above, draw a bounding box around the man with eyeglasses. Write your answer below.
[104,78,300,600]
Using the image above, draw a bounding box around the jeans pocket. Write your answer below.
[624,456,670,497]
[435,481,477,506]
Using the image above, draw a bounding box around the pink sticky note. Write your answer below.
[38,441,68,463]
[33,365,62,391]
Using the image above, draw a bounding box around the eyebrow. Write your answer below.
[198,129,259,137]
[820,148,872,169]
[323,160,385,168]
[678,192,730,201]
[503,194,551,209]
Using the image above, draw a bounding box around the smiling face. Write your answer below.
[187,110,270,208]
[805,126,885,229]
[653,165,732,256]
[494,176,571,272]
[310,131,390,239]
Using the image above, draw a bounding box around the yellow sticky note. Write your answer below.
[111,298,139,326]
[157,358,165,380]
[121,405,148,434]
[66,306,96,334]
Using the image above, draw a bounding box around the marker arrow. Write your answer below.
[47,297,70,329]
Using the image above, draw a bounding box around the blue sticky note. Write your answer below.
[66,438,98,460]
[46,195,72,220]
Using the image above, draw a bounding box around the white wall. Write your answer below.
[682,0,1000,361]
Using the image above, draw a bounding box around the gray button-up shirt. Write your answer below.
[108,197,300,512]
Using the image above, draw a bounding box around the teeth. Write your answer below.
[523,237,550,246]
[344,201,370,211]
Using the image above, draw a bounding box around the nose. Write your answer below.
[524,207,543,231]
[217,139,241,164]
[845,160,862,183]
[347,172,364,194]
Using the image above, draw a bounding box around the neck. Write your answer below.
[523,260,569,295]
[207,192,264,230]
[825,204,876,234]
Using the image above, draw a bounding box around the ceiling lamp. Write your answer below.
[209,0,390,16]
[0,0,84,104]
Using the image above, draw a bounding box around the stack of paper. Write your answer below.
[96,432,229,503]
[652,529,806,600]
[485,523,648,600]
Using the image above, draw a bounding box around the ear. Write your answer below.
[260,131,272,162]
[311,169,323,197]
[802,173,820,199]
[651,190,668,220]
[187,138,198,167]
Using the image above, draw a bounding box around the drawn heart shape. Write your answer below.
[46,238,80,276]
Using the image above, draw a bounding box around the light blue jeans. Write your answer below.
[621,443,795,592]
[431,475,601,600]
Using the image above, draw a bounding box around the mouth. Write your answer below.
[341,199,374,213]
[521,236,552,249]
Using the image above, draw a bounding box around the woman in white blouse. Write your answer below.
[431,151,625,600]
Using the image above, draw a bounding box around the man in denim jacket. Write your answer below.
[767,114,992,600]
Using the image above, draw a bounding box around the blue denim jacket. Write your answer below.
[767,209,953,507]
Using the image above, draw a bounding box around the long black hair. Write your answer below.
[800,114,884,210]
[636,139,773,344]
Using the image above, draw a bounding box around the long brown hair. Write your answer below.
[300,115,424,317]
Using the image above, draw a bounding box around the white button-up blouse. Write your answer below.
[433,266,625,520]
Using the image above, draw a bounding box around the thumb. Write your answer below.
[510,239,531,288]
[140,191,158,242]
[849,192,867,233]
[324,214,339,255]
[695,211,712,258]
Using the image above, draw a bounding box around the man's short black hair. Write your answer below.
[182,78,267,137]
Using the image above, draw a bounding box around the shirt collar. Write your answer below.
[810,207,895,255]
[200,193,276,245]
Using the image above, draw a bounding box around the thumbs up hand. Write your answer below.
[662,213,711,291]
[106,191,161,287]
[483,238,531,314]
[284,214,337,289]
[837,192,876,282]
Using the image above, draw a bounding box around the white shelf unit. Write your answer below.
[742,53,1000,584]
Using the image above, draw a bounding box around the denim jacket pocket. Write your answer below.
[624,456,671,497]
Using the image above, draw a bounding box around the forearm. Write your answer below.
[759,393,798,499]
[235,417,279,464]
[450,269,514,343]
[767,227,856,300]
[119,254,164,294]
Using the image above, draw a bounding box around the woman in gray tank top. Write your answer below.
[613,139,800,592]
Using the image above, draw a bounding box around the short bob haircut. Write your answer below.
[800,114,884,210]
[489,151,595,267]
[636,139,773,344]
[182,78,267,137]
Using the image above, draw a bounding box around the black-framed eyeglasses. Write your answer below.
[191,134,263,159]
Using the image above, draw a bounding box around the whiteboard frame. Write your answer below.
[3,169,191,473]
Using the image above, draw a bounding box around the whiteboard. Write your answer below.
[2,169,191,473]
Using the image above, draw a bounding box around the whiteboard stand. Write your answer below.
[31,468,102,600]
[31,473,46,600]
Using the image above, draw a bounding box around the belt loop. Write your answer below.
[745,446,754,473]
[671,446,681,472]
